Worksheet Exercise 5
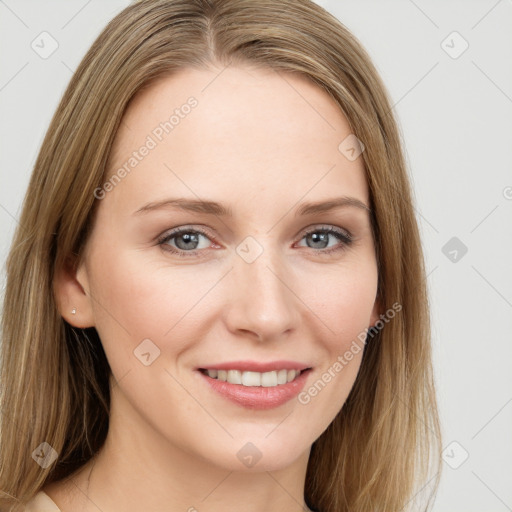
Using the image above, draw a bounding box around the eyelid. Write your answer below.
[298,223,352,239]
[157,225,213,240]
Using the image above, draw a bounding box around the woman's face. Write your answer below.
[74,65,380,471]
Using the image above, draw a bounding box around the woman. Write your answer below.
[0,0,441,511]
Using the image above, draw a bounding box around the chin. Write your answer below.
[192,432,312,473]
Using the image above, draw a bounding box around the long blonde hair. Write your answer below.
[0,1,442,510]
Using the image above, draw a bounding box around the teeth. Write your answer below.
[204,368,303,387]
[277,369,288,385]
[227,369,242,384]
[242,371,261,386]
[261,371,277,387]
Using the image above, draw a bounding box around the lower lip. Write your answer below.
[197,369,311,410]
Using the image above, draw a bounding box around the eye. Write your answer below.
[295,225,353,255]
[157,224,353,258]
[157,227,215,257]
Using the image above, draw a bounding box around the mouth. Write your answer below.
[198,367,311,387]
[197,366,312,410]
[195,360,313,409]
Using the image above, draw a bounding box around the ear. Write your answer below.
[369,295,382,328]
[53,254,95,328]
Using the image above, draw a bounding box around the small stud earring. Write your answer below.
[71,308,76,315]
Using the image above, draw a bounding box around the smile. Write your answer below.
[196,363,313,410]
[199,368,306,387]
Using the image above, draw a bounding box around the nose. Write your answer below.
[224,240,302,342]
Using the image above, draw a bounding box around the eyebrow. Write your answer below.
[133,195,371,217]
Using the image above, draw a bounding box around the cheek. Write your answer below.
[294,262,377,416]
[300,260,378,345]
[87,249,221,361]
[89,242,378,363]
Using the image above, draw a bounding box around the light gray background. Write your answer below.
[1,1,511,511]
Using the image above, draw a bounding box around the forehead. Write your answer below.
[104,65,369,214]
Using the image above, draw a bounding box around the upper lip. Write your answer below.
[197,360,312,372]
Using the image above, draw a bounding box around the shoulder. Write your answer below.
[23,491,61,512]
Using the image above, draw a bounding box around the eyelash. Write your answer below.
[157,225,353,258]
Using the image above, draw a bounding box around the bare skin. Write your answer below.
[48,63,380,512]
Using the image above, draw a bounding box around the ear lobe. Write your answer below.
[53,255,95,328]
